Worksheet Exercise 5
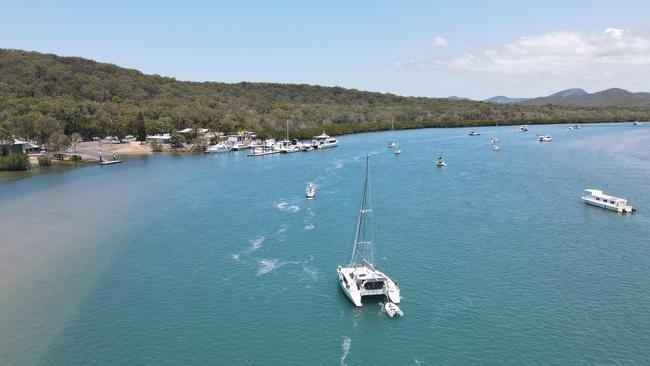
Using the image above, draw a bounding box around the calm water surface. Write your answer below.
[1,123,649,365]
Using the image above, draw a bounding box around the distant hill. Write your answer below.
[2,49,650,143]
[487,88,650,107]
[484,96,530,104]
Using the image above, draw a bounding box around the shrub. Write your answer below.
[69,154,82,162]
[150,140,162,152]
[0,153,30,171]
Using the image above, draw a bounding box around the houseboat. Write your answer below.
[581,189,635,213]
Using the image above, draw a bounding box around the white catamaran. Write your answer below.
[337,156,401,307]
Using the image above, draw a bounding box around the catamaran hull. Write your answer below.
[337,269,362,306]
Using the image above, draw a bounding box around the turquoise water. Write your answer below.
[1,123,649,365]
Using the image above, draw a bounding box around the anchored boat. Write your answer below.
[581,189,636,213]
[337,156,400,307]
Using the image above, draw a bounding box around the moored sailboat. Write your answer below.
[337,156,400,307]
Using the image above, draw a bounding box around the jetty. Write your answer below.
[99,159,123,165]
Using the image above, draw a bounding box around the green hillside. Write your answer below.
[2,49,650,144]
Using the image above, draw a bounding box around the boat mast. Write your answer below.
[349,155,374,267]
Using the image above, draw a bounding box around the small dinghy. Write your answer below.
[384,302,404,317]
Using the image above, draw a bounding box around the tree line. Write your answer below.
[2,48,650,150]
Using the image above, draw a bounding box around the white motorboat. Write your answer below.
[205,143,229,153]
[230,143,251,151]
[436,156,446,166]
[337,156,400,307]
[492,143,500,151]
[279,141,301,153]
[574,124,581,129]
[468,129,480,136]
[633,121,642,126]
[264,139,276,148]
[311,132,338,149]
[581,189,635,213]
[519,125,529,132]
[248,147,279,156]
[384,302,403,317]
[387,120,396,148]
[568,126,574,131]
[306,182,316,199]
[538,135,552,142]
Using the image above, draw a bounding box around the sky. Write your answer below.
[2,0,650,99]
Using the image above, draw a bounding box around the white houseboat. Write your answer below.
[581,189,636,213]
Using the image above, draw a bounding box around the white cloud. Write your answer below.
[431,28,650,74]
[432,36,449,48]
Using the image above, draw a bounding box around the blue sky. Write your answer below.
[2,0,650,99]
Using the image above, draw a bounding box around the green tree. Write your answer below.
[0,126,13,156]
[135,112,146,142]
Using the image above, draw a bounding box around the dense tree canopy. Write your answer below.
[2,48,650,143]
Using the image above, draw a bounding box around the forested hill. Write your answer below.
[1,48,650,143]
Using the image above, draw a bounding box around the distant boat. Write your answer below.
[491,123,500,151]
[263,139,276,148]
[468,129,480,136]
[633,121,642,126]
[581,189,635,213]
[306,182,316,199]
[394,136,401,155]
[248,147,279,157]
[387,121,396,148]
[519,125,529,132]
[205,143,229,153]
[436,155,446,167]
[574,124,581,129]
[538,135,553,142]
[279,120,301,153]
[337,156,401,307]
[568,126,574,131]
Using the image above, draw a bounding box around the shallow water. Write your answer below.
[1,123,649,365]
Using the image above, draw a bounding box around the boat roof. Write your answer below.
[584,189,626,202]
[339,265,389,282]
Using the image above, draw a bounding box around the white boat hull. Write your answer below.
[582,197,634,213]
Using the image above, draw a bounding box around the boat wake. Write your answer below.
[275,202,300,213]
[257,259,279,275]
[249,236,265,251]
[304,223,315,230]
[333,159,343,169]
[340,337,351,366]
[276,225,288,234]
[256,258,301,276]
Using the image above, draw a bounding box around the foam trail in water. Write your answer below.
[340,337,351,366]
[333,159,343,169]
[256,259,301,276]
[257,259,279,276]
[277,225,288,234]
[250,236,265,251]
[304,223,315,230]
[275,202,300,213]
[231,253,240,261]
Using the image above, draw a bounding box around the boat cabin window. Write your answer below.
[363,281,385,290]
